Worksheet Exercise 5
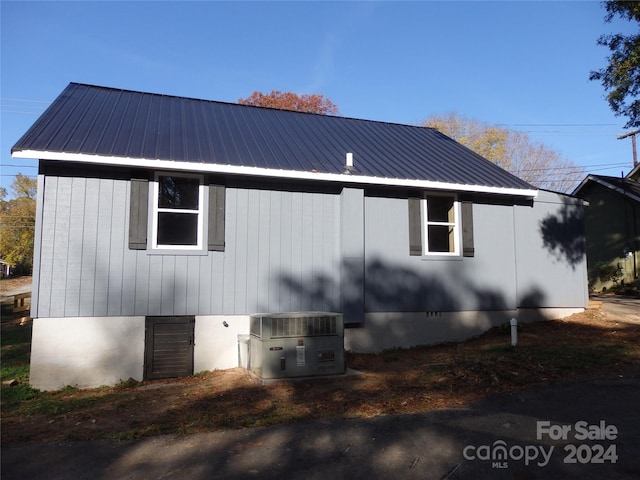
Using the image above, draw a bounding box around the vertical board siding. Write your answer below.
[147,254,164,316]
[133,252,150,316]
[173,257,188,315]
[233,189,250,313]
[65,178,86,316]
[364,195,519,312]
[268,191,282,311]
[186,256,201,315]
[37,177,57,316]
[161,256,176,315]
[93,181,113,316]
[256,189,272,310]
[36,176,340,318]
[79,178,100,316]
[50,177,72,317]
[107,180,127,315]
[513,191,587,308]
[244,189,261,312]
[289,192,304,311]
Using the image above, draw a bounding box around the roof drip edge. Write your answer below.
[13,150,539,198]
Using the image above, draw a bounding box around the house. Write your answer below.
[12,83,588,390]
[573,164,640,291]
[0,259,11,278]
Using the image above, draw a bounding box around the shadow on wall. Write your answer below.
[539,197,586,270]
[277,257,547,350]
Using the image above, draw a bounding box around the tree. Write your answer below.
[589,1,640,128]
[0,174,37,275]
[238,90,339,115]
[423,113,585,192]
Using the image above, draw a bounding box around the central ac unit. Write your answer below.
[248,312,345,379]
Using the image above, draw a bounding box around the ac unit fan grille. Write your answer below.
[272,316,337,338]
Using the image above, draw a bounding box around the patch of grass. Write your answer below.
[10,393,87,416]
[1,323,38,406]
[1,324,32,347]
[1,383,41,404]
[115,377,140,389]
[485,344,629,370]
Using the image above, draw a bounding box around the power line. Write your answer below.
[498,123,618,127]
[0,97,50,103]
[1,110,47,115]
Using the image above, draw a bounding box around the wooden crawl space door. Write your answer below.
[144,316,195,380]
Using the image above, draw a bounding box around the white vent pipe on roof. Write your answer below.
[346,152,354,169]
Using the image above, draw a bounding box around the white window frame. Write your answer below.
[151,172,205,251]
[421,194,461,256]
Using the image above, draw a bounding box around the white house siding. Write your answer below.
[513,190,589,309]
[363,194,519,313]
[33,175,341,319]
[29,172,587,389]
[348,190,588,352]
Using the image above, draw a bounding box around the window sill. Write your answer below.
[419,254,464,261]
[146,248,210,256]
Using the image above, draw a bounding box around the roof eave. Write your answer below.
[572,174,640,203]
[12,150,539,198]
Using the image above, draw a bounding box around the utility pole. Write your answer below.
[617,129,640,167]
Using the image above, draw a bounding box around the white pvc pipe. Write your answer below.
[510,318,518,347]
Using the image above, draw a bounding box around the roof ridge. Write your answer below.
[67,82,440,132]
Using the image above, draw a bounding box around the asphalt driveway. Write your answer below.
[3,377,639,479]
[596,294,640,324]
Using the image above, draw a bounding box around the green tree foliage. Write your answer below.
[423,113,585,193]
[0,174,37,274]
[590,1,640,128]
[238,90,339,115]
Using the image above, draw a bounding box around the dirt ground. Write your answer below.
[2,297,639,446]
[0,276,32,296]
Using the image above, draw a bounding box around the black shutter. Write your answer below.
[208,184,225,251]
[408,197,423,256]
[461,201,475,257]
[129,178,148,250]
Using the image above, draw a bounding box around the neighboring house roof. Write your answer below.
[573,174,640,203]
[628,162,640,181]
[12,82,537,197]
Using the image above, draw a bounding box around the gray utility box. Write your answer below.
[249,312,345,379]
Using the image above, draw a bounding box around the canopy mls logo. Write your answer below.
[463,441,553,469]
[463,420,619,470]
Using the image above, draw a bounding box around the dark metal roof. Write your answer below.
[12,82,535,192]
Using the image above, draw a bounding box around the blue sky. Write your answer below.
[1,1,637,193]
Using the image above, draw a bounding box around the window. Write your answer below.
[152,173,204,250]
[423,195,460,255]
[408,194,473,257]
[128,173,225,252]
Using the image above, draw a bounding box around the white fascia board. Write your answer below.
[12,150,539,198]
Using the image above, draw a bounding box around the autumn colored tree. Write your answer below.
[423,113,585,193]
[590,1,640,128]
[0,174,37,275]
[238,90,339,115]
